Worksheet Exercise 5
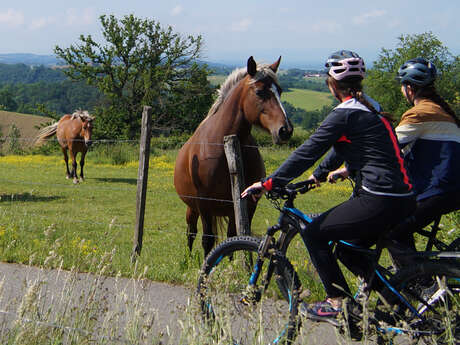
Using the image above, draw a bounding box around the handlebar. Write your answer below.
[268,179,316,200]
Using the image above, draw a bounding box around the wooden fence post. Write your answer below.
[131,106,152,262]
[224,135,250,236]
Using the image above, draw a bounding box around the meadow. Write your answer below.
[282,87,334,111]
[0,140,459,344]
[1,140,459,292]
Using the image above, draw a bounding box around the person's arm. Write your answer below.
[312,149,344,182]
[264,110,347,189]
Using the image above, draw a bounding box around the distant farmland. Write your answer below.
[0,110,51,146]
[282,88,333,111]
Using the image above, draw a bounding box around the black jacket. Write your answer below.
[266,98,413,196]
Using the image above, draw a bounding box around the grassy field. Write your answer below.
[0,144,458,297]
[282,88,334,111]
[0,145,459,345]
[0,145,351,293]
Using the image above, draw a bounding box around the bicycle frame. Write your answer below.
[255,192,459,332]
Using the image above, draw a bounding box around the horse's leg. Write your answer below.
[186,207,199,253]
[79,151,86,182]
[200,212,215,257]
[62,147,71,179]
[227,213,237,238]
[69,150,79,184]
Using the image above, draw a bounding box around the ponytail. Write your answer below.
[327,76,395,122]
[412,84,460,127]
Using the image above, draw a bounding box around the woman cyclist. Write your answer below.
[242,50,415,324]
[388,57,460,268]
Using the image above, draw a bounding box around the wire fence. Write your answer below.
[0,133,296,343]
[0,133,295,245]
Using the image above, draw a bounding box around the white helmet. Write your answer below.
[325,50,366,80]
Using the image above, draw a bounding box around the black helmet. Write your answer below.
[325,50,365,80]
[396,58,437,87]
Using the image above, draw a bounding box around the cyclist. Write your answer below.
[387,57,460,268]
[242,50,415,325]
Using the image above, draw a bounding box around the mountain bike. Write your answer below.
[196,179,460,345]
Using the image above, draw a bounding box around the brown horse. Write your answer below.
[35,110,94,184]
[174,56,293,256]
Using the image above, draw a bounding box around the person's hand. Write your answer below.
[308,174,321,187]
[241,182,266,202]
[327,167,349,183]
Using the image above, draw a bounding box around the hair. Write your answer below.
[404,82,460,127]
[326,75,395,122]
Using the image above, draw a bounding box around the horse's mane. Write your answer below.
[71,110,94,121]
[203,62,279,121]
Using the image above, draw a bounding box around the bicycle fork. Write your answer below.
[241,225,281,305]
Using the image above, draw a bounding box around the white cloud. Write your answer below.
[231,18,252,32]
[65,7,96,27]
[29,16,56,30]
[0,8,24,27]
[352,10,387,25]
[171,5,184,16]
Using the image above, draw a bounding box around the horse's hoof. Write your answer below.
[79,177,84,182]
[73,179,79,184]
[66,175,70,179]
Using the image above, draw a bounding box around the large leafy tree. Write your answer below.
[365,32,459,119]
[55,14,215,139]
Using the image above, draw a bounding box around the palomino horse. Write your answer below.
[35,110,94,184]
[174,56,293,256]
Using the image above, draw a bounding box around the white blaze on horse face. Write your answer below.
[270,84,288,121]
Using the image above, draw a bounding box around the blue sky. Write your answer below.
[0,0,458,68]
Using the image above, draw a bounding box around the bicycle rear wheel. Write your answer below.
[376,261,460,344]
[197,236,301,345]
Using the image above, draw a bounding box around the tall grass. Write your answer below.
[0,141,458,344]
[1,253,457,345]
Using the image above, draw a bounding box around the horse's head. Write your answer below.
[243,56,293,144]
[75,111,94,147]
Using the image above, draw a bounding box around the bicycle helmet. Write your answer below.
[325,50,366,80]
[396,58,437,87]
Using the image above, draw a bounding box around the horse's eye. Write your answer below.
[256,88,271,100]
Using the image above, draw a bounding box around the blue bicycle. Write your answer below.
[197,179,460,344]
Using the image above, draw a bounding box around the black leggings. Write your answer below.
[300,190,415,298]
[388,189,460,268]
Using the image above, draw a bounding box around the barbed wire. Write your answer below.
[0,134,293,150]
[0,134,295,243]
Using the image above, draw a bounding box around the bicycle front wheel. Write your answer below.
[376,261,460,345]
[197,236,301,345]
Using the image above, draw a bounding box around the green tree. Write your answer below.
[55,14,214,139]
[365,32,459,119]
[0,89,17,111]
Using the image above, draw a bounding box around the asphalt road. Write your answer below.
[0,262,402,345]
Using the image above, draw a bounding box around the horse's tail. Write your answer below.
[212,216,228,244]
[34,123,58,146]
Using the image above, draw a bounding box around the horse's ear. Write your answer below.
[270,56,282,73]
[247,56,257,77]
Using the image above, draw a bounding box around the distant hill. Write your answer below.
[0,110,52,146]
[0,54,61,67]
[0,63,66,84]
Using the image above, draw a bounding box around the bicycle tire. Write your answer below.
[197,236,301,345]
[376,261,460,344]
